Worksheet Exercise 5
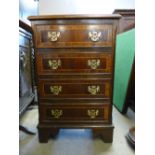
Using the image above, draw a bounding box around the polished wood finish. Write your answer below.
[38,78,111,99]
[34,24,113,48]
[29,15,120,143]
[38,124,114,143]
[28,14,121,20]
[39,103,111,123]
[36,51,112,75]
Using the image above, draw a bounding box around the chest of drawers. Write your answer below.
[28,14,120,143]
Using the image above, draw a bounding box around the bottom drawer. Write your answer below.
[39,103,111,124]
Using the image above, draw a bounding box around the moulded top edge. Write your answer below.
[28,14,122,20]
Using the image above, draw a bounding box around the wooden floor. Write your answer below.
[19,106,134,155]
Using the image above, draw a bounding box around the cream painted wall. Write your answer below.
[39,0,134,15]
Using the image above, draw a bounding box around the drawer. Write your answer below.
[36,51,113,75]
[39,103,111,123]
[35,24,113,48]
[38,79,111,99]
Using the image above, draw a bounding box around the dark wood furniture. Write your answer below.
[19,20,36,135]
[123,56,135,114]
[28,14,120,143]
[113,9,135,34]
[123,24,135,114]
[19,20,35,116]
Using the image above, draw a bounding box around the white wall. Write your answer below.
[39,0,135,15]
[19,0,38,24]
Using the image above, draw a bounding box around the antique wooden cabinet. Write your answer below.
[28,14,120,143]
[19,20,35,116]
[113,9,135,34]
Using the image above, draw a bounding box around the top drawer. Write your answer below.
[35,24,113,48]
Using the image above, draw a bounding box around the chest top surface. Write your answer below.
[28,14,121,20]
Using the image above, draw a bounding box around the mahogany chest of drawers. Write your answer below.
[28,14,120,143]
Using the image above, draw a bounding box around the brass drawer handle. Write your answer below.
[87,59,100,69]
[87,109,99,119]
[47,31,60,42]
[88,31,101,42]
[48,59,61,70]
[51,109,63,119]
[50,86,62,95]
[88,85,100,95]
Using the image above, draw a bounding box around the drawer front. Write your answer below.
[35,24,113,48]
[38,79,111,99]
[36,51,112,75]
[39,104,111,123]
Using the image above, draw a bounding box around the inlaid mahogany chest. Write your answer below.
[28,14,120,143]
